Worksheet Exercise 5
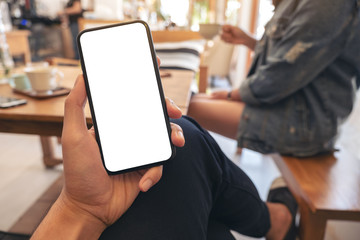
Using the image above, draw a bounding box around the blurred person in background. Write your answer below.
[57,0,83,59]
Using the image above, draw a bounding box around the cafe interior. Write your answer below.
[0,0,359,239]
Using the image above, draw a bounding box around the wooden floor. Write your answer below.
[0,135,62,234]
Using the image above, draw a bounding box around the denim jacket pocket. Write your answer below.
[285,94,315,145]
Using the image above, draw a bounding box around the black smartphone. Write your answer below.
[0,96,27,108]
[77,20,175,174]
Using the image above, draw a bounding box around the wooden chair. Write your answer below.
[151,30,203,43]
[45,57,79,66]
[151,29,207,93]
[5,30,31,64]
[77,18,209,93]
[78,17,122,32]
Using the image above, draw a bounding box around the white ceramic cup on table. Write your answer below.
[24,66,64,92]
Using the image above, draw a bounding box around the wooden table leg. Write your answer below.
[299,207,327,240]
[199,65,208,93]
[40,136,63,168]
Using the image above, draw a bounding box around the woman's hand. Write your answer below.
[221,25,257,50]
[211,90,229,100]
[211,89,242,102]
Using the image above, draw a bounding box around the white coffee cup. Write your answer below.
[24,66,63,92]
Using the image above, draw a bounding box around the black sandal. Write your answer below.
[267,177,298,240]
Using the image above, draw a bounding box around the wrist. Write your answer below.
[32,192,107,240]
[59,192,108,236]
[227,89,242,102]
[245,35,257,50]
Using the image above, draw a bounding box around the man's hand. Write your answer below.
[61,74,185,224]
[32,74,185,239]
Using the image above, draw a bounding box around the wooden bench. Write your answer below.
[271,141,360,239]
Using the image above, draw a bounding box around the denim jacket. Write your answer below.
[237,0,360,156]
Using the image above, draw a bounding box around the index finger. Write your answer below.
[222,24,232,32]
[139,165,163,192]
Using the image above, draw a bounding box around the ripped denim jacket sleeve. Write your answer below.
[239,0,357,106]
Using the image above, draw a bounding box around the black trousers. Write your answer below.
[100,116,270,240]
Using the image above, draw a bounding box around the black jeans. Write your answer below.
[100,116,270,240]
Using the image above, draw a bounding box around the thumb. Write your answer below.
[62,75,88,140]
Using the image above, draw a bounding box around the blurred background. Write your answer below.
[0,0,275,88]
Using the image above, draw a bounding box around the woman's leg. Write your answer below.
[187,94,244,140]
[99,116,270,240]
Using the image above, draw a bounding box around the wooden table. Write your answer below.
[0,66,194,166]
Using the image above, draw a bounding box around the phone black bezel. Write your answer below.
[77,20,176,175]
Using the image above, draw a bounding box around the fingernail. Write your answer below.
[175,105,181,112]
[169,98,178,107]
[177,130,184,139]
[73,78,79,87]
[142,179,153,192]
[172,101,181,112]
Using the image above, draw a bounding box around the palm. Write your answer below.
[62,129,143,225]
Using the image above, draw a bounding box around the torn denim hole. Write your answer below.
[266,17,289,39]
[284,42,313,64]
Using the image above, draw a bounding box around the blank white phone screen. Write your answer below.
[79,22,172,173]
